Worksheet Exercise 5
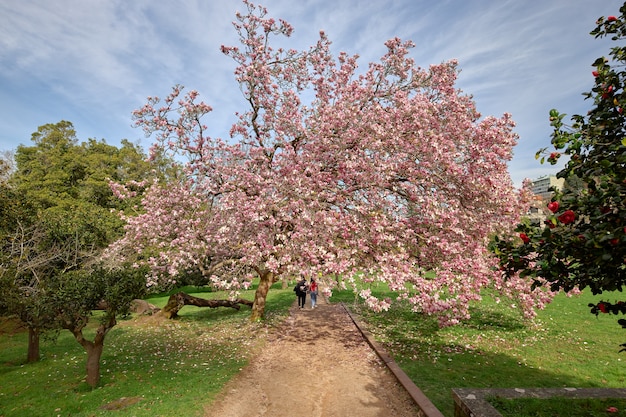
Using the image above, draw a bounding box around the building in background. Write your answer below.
[531,175,565,201]
[527,175,564,223]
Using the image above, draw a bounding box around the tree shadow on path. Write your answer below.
[203,296,422,417]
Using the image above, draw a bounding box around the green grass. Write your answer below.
[0,281,294,417]
[488,396,626,416]
[331,284,626,417]
[2,278,625,416]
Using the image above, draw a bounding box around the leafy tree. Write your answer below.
[12,121,81,209]
[112,0,543,324]
[0,184,56,362]
[49,266,146,387]
[1,121,156,367]
[12,122,156,213]
[491,3,626,349]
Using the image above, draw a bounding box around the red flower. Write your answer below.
[607,406,618,413]
[599,303,609,313]
[545,219,556,229]
[558,210,576,224]
[592,70,600,77]
[611,238,619,246]
[608,16,618,22]
[548,152,561,162]
[547,201,559,213]
[520,233,530,244]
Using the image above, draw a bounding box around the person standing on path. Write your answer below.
[294,276,308,309]
[309,277,318,309]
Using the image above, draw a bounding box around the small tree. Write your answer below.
[491,3,626,349]
[50,266,145,387]
[116,0,543,325]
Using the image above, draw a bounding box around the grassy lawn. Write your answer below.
[1,278,625,417]
[488,396,626,416]
[0,282,294,417]
[330,285,626,417]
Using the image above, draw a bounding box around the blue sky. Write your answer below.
[0,0,622,187]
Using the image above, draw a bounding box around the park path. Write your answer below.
[203,294,422,417]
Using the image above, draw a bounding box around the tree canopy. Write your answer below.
[110,0,540,323]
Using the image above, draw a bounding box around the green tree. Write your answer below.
[49,266,146,387]
[1,121,157,369]
[0,184,56,362]
[12,121,81,208]
[491,3,626,349]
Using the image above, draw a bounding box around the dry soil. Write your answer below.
[203,295,421,417]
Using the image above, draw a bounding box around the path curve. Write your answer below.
[203,295,421,417]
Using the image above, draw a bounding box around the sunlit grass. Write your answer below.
[0,281,293,417]
[2,276,625,417]
[330,283,626,417]
[488,396,626,416]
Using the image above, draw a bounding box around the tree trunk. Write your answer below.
[65,316,115,388]
[250,270,275,321]
[27,326,40,363]
[84,340,104,387]
[160,292,253,319]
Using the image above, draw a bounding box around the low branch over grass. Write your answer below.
[160,292,253,319]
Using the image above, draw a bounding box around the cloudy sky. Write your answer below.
[0,0,622,187]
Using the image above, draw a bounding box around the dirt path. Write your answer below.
[203,294,421,417]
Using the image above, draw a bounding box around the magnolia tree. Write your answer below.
[491,4,626,349]
[111,0,544,323]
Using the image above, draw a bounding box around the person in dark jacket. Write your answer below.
[294,276,309,309]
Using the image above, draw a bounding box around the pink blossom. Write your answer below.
[108,1,544,325]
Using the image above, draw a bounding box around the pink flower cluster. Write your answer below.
[108,0,545,325]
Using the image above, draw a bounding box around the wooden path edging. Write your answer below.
[341,303,446,417]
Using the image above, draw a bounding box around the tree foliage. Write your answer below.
[111,0,542,324]
[0,121,157,368]
[0,182,60,362]
[49,266,146,386]
[490,3,626,349]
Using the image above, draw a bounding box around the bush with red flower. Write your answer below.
[490,2,626,351]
